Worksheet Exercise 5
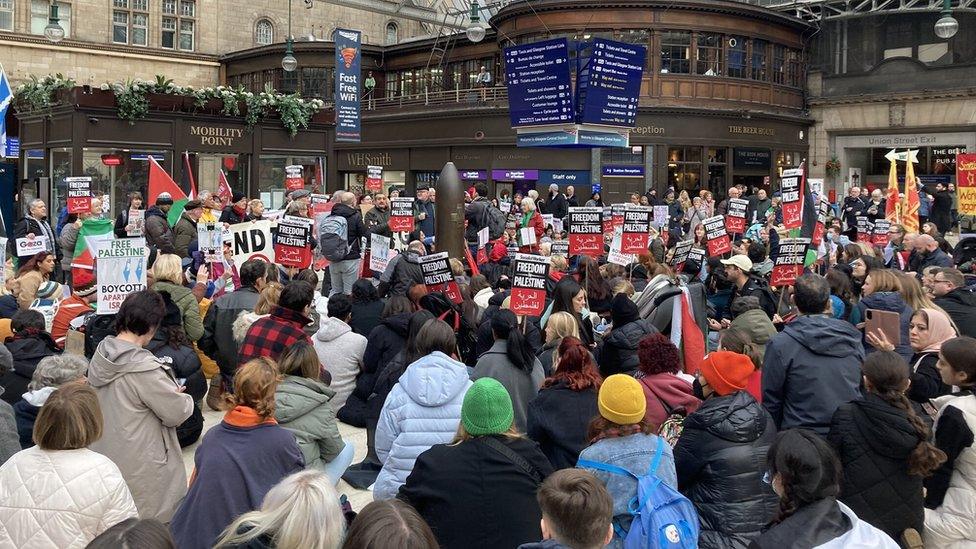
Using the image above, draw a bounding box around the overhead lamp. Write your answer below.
[44,1,65,43]
[281,38,298,72]
[935,0,959,39]
[466,2,486,43]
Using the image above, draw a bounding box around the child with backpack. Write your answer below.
[577,374,698,549]
[518,469,614,549]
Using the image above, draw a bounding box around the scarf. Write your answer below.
[916,308,956,352]
[223,405,277,427]
[233,204,247,217]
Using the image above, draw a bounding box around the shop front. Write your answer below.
[835,131,976,193]
[17,97,331,216]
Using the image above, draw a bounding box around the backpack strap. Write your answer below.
[576,459,638,480]
[481,436,544,484]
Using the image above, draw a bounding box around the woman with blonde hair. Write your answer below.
[215,470,345,549]
[233,282,284,344]
[170,357,305,549]
[399,377,554,549]
[538,310,580,376]
[859,269,914,362]
[151,253,204,341]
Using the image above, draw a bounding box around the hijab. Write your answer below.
[915,308,957,353]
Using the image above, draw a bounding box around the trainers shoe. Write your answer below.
[901,528,923,549]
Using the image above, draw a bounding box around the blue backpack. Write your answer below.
[578,437,699,549]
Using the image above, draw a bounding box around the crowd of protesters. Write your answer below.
[0,177,973,549]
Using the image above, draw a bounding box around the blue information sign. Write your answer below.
[504,38,575,128]
[577,39,646,127]
[3,137,18,159]
[334,29,362,143]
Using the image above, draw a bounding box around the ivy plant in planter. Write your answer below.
[110,79,151,124]
[13,73,76,112]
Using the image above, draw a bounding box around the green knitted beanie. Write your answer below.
[461,378,515,436]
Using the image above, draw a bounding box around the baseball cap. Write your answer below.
[720,255,753,272]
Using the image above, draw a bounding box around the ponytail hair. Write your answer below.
[719,327,763,370]
[492,309,537,374]
[862,352,947,476]
[766,429,841,525]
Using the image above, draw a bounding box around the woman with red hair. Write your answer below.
[636,333,701,429]
[526,336,601,469]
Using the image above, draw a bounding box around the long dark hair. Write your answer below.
[351,279,379,304]
[940,336,976,387]
[162,324,190,350]
[552,277,583,316]
[17,251,51,277]
[403,310,436,366]
[718,328,763,370]
[578,256,610,302]
[861,352,946,476]
[766,429,841,525]
[491,309,537,374]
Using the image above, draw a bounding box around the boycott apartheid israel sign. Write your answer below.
[770,238,810,287]
[96,238,147,314]
[420,251,462,304]
[390,197,415,232]
[274,215,313,268]
[621,205,651,254]
[703,215,732,256]
[725,198,749,234]
[511,253,550,316]
[568,207,603,257]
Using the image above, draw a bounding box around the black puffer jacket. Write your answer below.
[674,391,778,549]
[199,286,260,380]
[526,380,600,470]
[338,312,410,427]
[827,393,925,540]
[935,286,976,338]
[597,319,658,378]
[148,333,206,448]
[0,333,61,406]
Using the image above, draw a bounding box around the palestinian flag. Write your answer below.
[70,217,114,282]
[148,156,188,227]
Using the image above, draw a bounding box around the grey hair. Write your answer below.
[407,241,426,255]
[341,192,357,207]
[215,470,345,549]
[29,355,88,391]
[285,201,307,215]
[198,190,212,199]
[28,198,45,211]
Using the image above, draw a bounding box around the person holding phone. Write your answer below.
[857,269,913,363]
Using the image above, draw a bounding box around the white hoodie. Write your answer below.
[313,316,367,412]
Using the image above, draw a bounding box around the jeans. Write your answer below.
[329,258,361,296]
[322,441,356,485]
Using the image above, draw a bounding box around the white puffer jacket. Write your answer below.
[925,393,976,549]
[0,446,138,548]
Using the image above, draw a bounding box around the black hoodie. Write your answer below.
[827,393,925,539]
[338,312,411,427]
[330,203,367,260]
[935,286,976,338]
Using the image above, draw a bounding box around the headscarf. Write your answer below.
[914,308,957,353]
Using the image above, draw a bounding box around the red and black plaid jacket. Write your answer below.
[238,306,313,367]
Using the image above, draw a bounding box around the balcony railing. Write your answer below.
[365,85,508,112]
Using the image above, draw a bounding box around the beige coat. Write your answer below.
[88,336,193,523]
[10,269,46,310]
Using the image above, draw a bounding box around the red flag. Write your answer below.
[217,170,233,205]
[182,152,197,200]
[680,293,705,375]
[148,157,188,226]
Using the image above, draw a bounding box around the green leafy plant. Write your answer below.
[825,155,841,178]
[111,79,150,123]
[13,73,76,112]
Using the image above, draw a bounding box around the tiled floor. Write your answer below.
[182,407,375,511]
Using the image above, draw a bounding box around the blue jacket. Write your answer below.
[374,351,471,500]
[856,291,913,364]
[578,433,677,548]
[763,315,864,436]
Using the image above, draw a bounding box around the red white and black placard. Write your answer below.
[780,168,804,230]
[725,198,749,234]
[770,238,810,287]
[611,204,626,231]
[602,206,613,234]
[703,215,732,256]
[273,215,313,269]
[568,207,603,257]
[390,197,415,232]
[66,176,92,214]
[551,240,569,257]
[511,253,550,317]
[284,165,304,191]
[420,251,462,304]
[856,216,872,244]
[670,239,694,272]
[366,165,383,192]
[621,205,652,254]
[812,195,830,247]
[872,219,891,247]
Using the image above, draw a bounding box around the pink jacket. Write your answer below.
[638,372,702,428]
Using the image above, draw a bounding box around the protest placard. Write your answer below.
[872,219,891,247]
[126,209,145,237]
[551,240,569,257]
[703,215,731,256]
[390,197,415,232]
[230,219,275,265]
[812,196,830,246]
[602,206,613,234]
[856,216,872,244]
[197,222,222,263]
[96,238,147,314]
[15,235,48,257]
[608,226,635,267]
[274,216,313,268]
[725,198,749,234]
[66,176,92,214]
[568,207,603,257]
[611,204,626,230]
[420,251,461,303]
[284,165,304,191]
[511,253,550,316]
[653,205,669,229]
[621,205,651,254]
[771,238,811,287]
[670,239,693,272]
[366,165,383,192]
[781,168,804,230]
[369,233,393,272]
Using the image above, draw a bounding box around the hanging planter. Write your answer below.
[825,156,841,179]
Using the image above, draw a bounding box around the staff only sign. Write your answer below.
[703,215,732,256]
[511,253,550,317]
[420,252,462,303]
[390,197,415,232]
[771,238,810,288]
[96,238,147,314]
[621,205,651,254]
[274,215,313,268]
[568,207,603,257]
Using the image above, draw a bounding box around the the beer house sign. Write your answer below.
[188,125,244,147]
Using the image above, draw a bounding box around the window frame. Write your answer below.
[385,21,398,45]
[30,0,72,38]
[161,0,194,51]
[0,0,13,31]
[660,31,692,74]
[255,18,274,46]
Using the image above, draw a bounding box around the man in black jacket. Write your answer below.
[932,268,976,338]
[327,191,367,296]
[13,198,61,277]
[717,255,776,320]
[842,186,867,239]
[913,235,953,279]
[547,184,568,220]
[464,183,490,255]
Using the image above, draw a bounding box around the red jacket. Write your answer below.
[638,372,702,428]
[237,306,313,367]
[488,239,508,263]
[518,211,545,253]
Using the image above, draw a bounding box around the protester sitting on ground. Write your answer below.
[518,469,614,549]
[752,429,899,548]
[238,281,316,367]
[473,309,545,432]
[373,319,471,500]
[868,307,956,406]
[338,295,413,428]
[290,269,323,336]
[537,311,579,376]
[598,293,659,378]
[923,336,976,548]
[13,354,87,449]
[313,293,366,413]
[763,274,864,436]
[214,470,346,549]
[201,258,268,399]
[527,336,601,470]
[49,271,97,349]
[146,291,206,448]
[231,281,283,345]
[858,269,914,363]
[349,279,385,337]
[399,377,554,549]
[170,357,304,549]
[716,327,764,402]
[577,374,678,549]
[727,295,777,362]
[88,290,193,523]
[0,310,62,406]
[275,341,353,482]
[633,333,700,429]
[86,518,177,549]
[9,251,55,310]
[546,277,595,347]
[828,351,945,546]
[0,384,138,548]
[0,389,16,466]
[675,350,778,548]
[342,499,438,549]
[150,254,205,342]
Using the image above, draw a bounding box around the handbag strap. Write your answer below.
[577,437,666,482]
[482,436,544,484]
